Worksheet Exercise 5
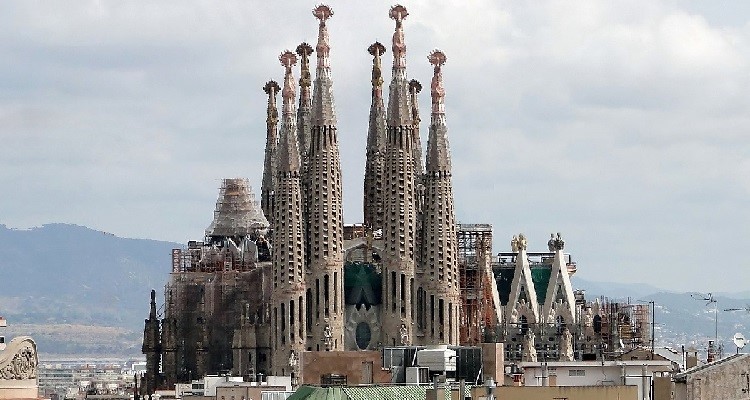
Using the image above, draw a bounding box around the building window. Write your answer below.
[569,369,585,377]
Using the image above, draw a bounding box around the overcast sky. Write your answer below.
[1,1,749,292]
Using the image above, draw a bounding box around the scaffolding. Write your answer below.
[205,178,269,238]
[457,224,495,345]
[597,298,650,358]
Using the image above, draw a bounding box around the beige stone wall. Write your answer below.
[299,350,391,385]
[216,385,286,400]
[481,343,504,384]
[677,355,750,400]
[471,385,638,400]
[0,378,38,400]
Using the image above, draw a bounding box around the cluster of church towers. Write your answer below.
[260,4,460,372]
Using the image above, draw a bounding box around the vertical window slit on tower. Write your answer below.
[274,307,278,347]
[334,271,338,313]
[316,279,320,320]
[306,289,313,334]
[290,300,295,340]
[438,299,444,341]
[400,273,406,317]
[298,295,304,339]
[281,304,286,345]
[324,274,330,317]
[430,295,435,337]
[391,271,397,313]
[410,278,414,319]
[448,302,453,343]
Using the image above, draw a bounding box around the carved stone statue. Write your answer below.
[559,327,574,361]
[510,308,519,325]
[522,330,537,362]
[322,321,333,351]
[399,322,409,346]
[547,233,555,252]
[511,235,519,252]
[517,234,528,251]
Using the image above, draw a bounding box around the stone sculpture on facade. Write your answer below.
[522,330,538,362]
[559,327,574,361]
[0,335,38,400]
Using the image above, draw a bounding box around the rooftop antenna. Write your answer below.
[724,305,750,314]
[692,292,719,357]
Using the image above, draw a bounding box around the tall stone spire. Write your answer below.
[409,79,426,280]
[311,5,336,126]
[278,52,301,174]
[296,42,314,170]
[363,41,387,231]
[421,50,459,344]
[261,80,280,223]
[307,4,344,351]
[142,289,161,395]
[409,79,424,177]
[382,4,417,346]
[426,50,451,171]
[386,5,413,126]
[271,50,307,374]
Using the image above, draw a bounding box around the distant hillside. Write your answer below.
[0,223,177,356]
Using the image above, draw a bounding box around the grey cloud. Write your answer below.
[1,1,749,292]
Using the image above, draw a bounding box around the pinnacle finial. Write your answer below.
[368,41,386,57]
[313,4,333,22]
[428,49,447,68]
[296,43,314,83]
[428,50,447,116]
[369,42,386,98]
[313,5,333,70]
[389,4,408,22]
[409,79,422,93]
[390,5,408,71]
[279,51,298,111]
[263,80,281,96]
[263,80,280,125]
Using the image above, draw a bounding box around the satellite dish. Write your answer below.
[733,332,746,351]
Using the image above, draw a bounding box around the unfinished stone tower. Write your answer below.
[306,4,345,351]
[270,50,307,375]
[419,50,460,345]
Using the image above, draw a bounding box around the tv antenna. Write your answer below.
[724,305,750,314]
[691,292,719,346]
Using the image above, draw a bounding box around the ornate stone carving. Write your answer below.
[322,320,333,351]
[389,5,408,70]
[312,5,333,69]
[517,233,528,251]
[0,337,37,380]
[551,232,564,251]
[547,233,555,251]
[428,50,446,116]
[399,322,409,346]
[559,327,574,361]
[522,330,537,362]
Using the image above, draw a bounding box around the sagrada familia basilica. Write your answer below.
[142,4,652,392]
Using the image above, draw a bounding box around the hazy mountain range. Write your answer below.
[1,223,748,358]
